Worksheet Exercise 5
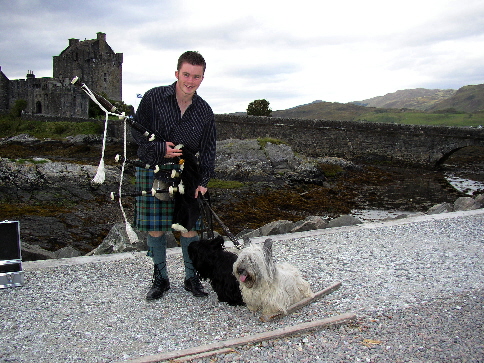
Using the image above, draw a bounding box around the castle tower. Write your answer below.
[0,66,10,111]
[53,32,123,101]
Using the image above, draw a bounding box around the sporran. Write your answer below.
[152,179,172,201]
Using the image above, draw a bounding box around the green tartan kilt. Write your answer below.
[134,166,201,232]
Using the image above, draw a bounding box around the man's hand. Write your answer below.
[195,186,207,198]
[165,142,183,158]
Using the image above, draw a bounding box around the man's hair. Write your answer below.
[177,51,206,73]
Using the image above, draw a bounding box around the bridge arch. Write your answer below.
[435,147,467,167]
[435,145,483,168]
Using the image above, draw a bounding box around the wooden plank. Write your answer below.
[172,348,236,362]
[260,281,342,322]
[122,312,356,363]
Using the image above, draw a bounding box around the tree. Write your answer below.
[88,94,134,118]
[247,99,272,117]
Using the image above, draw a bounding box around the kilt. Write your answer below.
[134,166,201,232]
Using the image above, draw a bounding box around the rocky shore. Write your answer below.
[0,134,482,261]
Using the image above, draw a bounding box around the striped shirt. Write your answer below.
[133,82,216,187]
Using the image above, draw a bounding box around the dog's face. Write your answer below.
[233,239,275,288]
[234,256,257,288]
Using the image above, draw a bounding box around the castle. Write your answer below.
[0,32,123,118]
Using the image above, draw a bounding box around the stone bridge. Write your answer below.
[215,115,484,168]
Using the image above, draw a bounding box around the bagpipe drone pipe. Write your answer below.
[167,148,203,234]
[71,77,207,239]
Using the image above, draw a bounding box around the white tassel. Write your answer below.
[125,222,138,244]
[92,112,109,184]
[92,159,106,184]
[171,223,188,233]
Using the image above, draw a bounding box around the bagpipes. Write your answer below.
[71,77,225,243]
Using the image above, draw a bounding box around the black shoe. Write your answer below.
[184,276,208,297]
[146,278,170,301]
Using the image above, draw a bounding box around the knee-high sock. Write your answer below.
[180,235,199,279]
[147,234,168,279]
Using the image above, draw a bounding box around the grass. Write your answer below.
[0,115,103,139]
[318,163,344,177]
[356,110,484,127]
[257,137,286,148]
[0,202,72,220]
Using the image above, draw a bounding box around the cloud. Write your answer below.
[1,0,483,113]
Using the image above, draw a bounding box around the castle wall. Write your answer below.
[53,32,123,102]
[0,66,10,111]
[7,73,88,117]
[1,32,122,117]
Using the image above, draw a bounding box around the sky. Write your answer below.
[1,0,483,114]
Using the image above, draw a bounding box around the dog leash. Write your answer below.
[198,194,242,249]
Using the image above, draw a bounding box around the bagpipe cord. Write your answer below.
[119,117,138,243]
[84,85,137,243]
[85,86,109,184]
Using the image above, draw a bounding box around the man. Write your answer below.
[133,51,216,300]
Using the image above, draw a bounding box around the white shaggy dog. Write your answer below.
[233,239,314,317]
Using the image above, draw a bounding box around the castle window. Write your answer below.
[104,73,107,82]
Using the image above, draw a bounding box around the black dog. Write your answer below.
[188,236,245,306]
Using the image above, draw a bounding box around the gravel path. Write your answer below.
[1,210,483,362]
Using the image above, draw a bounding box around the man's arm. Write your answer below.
[132,89,167,166]
[197,114,217,188]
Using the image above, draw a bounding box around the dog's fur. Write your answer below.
[188,236,245,306]
[233,239,314,316]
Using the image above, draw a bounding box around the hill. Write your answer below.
[269,84,484,125]
[272,100,370,120]
[427,84,484,113]
[356,88,456,111]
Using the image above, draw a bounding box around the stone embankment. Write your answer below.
[90,193,483,256]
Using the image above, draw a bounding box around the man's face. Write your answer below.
[175,62,204,97]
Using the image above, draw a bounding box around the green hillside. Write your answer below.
[356,109,484,127]
[271,84,484,127]
[272,101,368,121]
[428,84,484,113]
[356,88,456,110]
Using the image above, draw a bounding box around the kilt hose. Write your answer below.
[134,166,201,232]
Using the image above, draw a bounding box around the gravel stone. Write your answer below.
[1,210,483,362]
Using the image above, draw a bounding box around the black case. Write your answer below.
[0,221,24,288]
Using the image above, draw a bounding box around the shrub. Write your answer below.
[257,137,285,148]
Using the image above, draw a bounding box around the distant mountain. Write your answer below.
[427,84,484,113]
[243,84,483,120]
[272,100,369,120]
[356,88,456,111]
